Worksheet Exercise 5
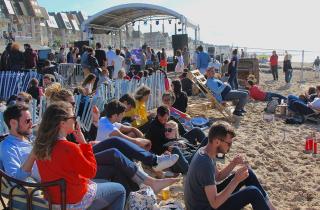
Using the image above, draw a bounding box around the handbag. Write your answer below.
[126,185,157,210]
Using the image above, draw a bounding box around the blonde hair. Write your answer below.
[134,85,151,101]
[166,120,179,138]
[44,83,62,100]
[50,89,73,103]
[17,92,32,102]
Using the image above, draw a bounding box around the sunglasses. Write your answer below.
[164,128,174,133]
[65,115,76,121]
[17,97,30,103]
[25,118,32,124]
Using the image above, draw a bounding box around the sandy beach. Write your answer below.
[167,68,319,210]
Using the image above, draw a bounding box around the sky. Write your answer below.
[38,0,320,55]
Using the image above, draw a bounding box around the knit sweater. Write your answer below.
[36,140,97,204]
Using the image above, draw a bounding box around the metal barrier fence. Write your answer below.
[0,70,166,134]
[0,71,42,100]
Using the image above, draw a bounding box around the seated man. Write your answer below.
[184,121,276,210]
[290,85,320,115]
[96,99,152,150]
[1,104,38,181]
[206,66,248,116]
[246,80,287,104]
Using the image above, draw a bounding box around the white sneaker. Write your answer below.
[153,154,179,172]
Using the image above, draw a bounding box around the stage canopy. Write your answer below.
[81,3,199,34]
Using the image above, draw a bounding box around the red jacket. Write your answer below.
[249,85,267,101]
[37,140,97,204]
[269,55,278,66]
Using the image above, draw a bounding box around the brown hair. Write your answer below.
[17,92,32,103]
[33,102,73,160]
[208,121,235,143]
[50,89,73,103]
[82,73,96,87]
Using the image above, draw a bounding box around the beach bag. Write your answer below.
[126,185,157,210]
[158,200,184,210]
[264,99,279,113]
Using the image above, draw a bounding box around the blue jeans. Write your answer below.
[93,137,157,166]
[265,92,287,104]
[290,101,314,115]
[287,95,305,111]
[223,90,248,111]
[89,180,126,210]
[170,146,190,174]
[228,70,239,90]
[94,148,140,194]
[271,65,278,80]
[214,169,270,210]
[285,70,293,83]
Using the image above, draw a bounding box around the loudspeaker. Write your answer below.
[74,41,89,54]
[172,34,188,54]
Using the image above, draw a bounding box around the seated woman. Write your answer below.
[33,102,126,210]
[287,86,317,110]
[132,85,154,133]
[82,73,96,96]
[172,80,188,113]
[34,102,179,203]
[246,80,287,104]
[162,91,191,123]
[164,120,198,175]
[290,85,320,116]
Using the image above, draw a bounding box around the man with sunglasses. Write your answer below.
[184,121,276,210]
[0,104,39,181]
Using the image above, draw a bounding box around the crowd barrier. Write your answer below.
[0,70,166,135]
[0,71,42,100]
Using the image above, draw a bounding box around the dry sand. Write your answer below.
[164,68,320,210]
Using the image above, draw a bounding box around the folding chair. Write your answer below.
[304,109,320,124]
[187,70,233,122]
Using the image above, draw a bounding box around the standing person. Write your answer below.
[228,49,239,90]
[81,45,90,78]
[241,49,245,58]
[183,46,190,69]
[57,47,66,63]
[192,47,199,70]
[160,48,168,72]
[184,122,276,210]
[33,102,126,210]
[106,46,116,79]
[175,50,184,73]
[269,50,278,81]
[8,43,25,70]
[123,47,132,72]
[0,43,12,70]
[27,78,42,105]
[23,44,37,69]
[197,45,210,74]
[82,73,96,96]
[67,47,74,63]
[95,42,106,68]
[145,46,153,69]
[313,56,320,78]
[112,49,125,80]
[283,54,293,85]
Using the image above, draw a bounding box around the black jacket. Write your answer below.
[172,91,188,113]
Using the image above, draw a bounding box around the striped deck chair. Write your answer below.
[187,70,233,122]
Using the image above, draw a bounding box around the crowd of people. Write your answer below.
[3,42,318,210]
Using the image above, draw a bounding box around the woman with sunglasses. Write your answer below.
[162,120,198,175]
[33,102,126,209]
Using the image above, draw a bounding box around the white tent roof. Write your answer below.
[82,3,198,33]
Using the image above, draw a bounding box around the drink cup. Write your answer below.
[161,187,170,200]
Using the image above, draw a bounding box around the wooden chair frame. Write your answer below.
[0,169,66,210]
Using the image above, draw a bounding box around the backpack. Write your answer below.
[264,99,279,113]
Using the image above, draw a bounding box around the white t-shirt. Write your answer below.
[310,98,320,109]
[112,55,124,79]
[96,117,122,141]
